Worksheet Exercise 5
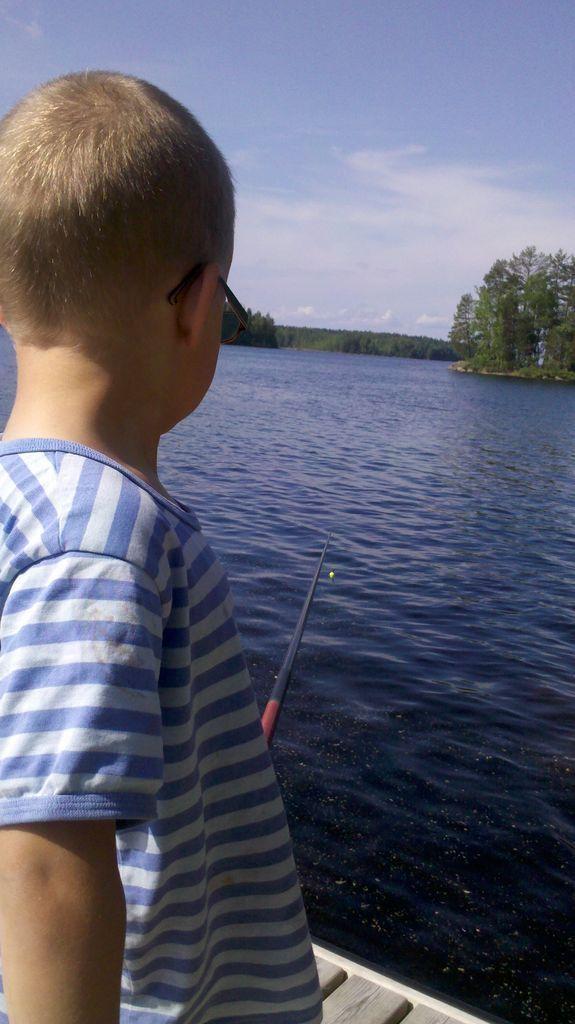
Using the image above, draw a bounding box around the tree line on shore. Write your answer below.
[449,246,575,373]
[222,309,456,360]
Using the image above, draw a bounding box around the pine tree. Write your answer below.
[508,245,548,287]
[448,293,477,358]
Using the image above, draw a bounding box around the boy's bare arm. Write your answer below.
[0,820,126,1024]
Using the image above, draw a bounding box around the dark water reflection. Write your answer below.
[1,334,573,1023]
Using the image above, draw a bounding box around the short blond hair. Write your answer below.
[0,70,235,346]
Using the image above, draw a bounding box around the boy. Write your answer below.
[0,71,323,1024]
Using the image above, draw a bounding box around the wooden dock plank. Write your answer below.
[322,973,412,1024]
[400,1007,454,1024]
[312,941,504,1024]
[315,953,348,998]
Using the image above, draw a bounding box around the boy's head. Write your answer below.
[0,70,235,351]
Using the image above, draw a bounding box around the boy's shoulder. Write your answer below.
[0,446,200,612]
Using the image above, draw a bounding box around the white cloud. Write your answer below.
[23,16,40,36]
[275,304,400,330]
[416,314,450,325]
[231,144,575,337]
[341,143,428,171]
[0,1,42,37]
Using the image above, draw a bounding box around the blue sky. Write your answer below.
[1,0,573,339]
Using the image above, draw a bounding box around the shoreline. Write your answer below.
[449,360,575,383]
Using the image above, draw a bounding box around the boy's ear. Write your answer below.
[176,262,221,343]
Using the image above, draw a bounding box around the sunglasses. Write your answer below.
[166,262,249,344]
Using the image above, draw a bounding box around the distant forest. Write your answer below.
[449,246,575,374]
[222,309,456,360]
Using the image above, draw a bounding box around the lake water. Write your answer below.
[1,333,573,1024]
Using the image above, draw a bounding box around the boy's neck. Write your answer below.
[2,341,175,499]
[1,414,171,500]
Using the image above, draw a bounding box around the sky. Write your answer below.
[0,0,573,340]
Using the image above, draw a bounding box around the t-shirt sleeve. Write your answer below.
[0,551,165,830]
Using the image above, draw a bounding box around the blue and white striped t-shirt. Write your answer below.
[0,436,323,1024]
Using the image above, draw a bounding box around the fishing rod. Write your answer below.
[261,532,332,747]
